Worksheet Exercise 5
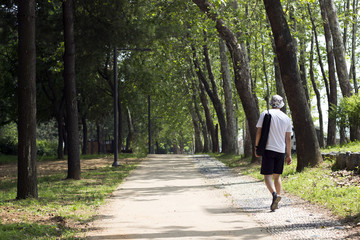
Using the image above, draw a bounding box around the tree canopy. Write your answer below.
[1,0,360,177]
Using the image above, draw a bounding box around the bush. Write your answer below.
[0,123,18,155]
[37,140,57,157]
[0,137,17,155]
[331,93,360,129]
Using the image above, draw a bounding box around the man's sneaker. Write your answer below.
[271,193,281,211]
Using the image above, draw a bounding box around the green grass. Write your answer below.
[0,155,141,239]
[0,154,17,165]
[0,152,147,165]
[322,140,360,153]
[210,144,360,223]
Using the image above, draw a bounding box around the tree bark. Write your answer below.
[270,33,287,113]
[263,0,323,171]
[343,0,351,51]
[63,0,81,179]
[192,0,260,162]
[299,38,311,108]
[125,107,134,151]
[351,0,359,94]
[191,80,211,153]
[17,0,38,199]
[319,1,338,146]
[244,120,252,158]
[202,41,228,153]
[189,56,215,152]
[321,0,353,97]
[190,108,203,153]
[219,38,238,154]
[192,45,226,152]
[199,82,217,152]
[81,115,88,154]
[309,33,325,148]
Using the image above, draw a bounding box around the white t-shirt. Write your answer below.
[256,109,292,153]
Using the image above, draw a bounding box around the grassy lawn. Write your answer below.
[210,142,360,223]
[0,153,143,240]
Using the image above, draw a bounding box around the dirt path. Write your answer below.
[85,154,274,240]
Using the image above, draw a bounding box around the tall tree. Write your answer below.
[321,0,353,98]
[263,0,323,171]
[63,0,80,179]
[17,0,38,199]
[202,38,229,153]
[192,0,260,162]
[350,0,359,94]
[318,0,338,146]
[321,0,360,141]
[219,38,238,154]
[309,32,325,148]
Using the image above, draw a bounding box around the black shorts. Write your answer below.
[260,150,285,175]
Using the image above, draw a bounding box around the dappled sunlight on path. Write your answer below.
[85,154,273,240]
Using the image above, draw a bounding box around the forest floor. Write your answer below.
[0,157,139,236]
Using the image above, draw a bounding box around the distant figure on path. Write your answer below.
[255,95,292,211]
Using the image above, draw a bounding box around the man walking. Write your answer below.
[255,95,292,211]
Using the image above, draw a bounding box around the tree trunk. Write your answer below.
[319,1,338,146]
[219,38,238,154]
[199,82,217,152]
[202,41,228,153]
[351,0,359,94]
[299,38,311,108]
[244,120,253,158]
[192,0,260,163]
[343,0,351,51]
[264,0,323,172]
[322,0,353,97]
[322,0,360,141]
[270,33,287,113]
[190,109,203,153]
[189,56,215,152]
[309,33,325,148]
[125,107,134,151]
[96,122,102,154]
[63,0,81,179]
[57,112,65,159]
[81,116,88,155]
[118,97,123,151]
[17,0,38,199]
[192,81,210,153]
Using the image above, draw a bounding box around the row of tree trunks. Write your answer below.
[321,0,360,141]
[202,40,229,153]
[309,32,325,148]
[219,38,239,154]
[192,0,260,162]
[263,0,323,171]
[318,0,338,146]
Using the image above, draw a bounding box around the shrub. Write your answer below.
[0,123,18,155]
[37,140,57,157]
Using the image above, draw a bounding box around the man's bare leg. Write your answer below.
[264,174,282,211]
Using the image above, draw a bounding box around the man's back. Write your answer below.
[257,109,292,153]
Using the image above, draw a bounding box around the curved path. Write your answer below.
[86,154,354,239]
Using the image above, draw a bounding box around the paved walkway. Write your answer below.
[86,154,274,239]
[86,154,354,239]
